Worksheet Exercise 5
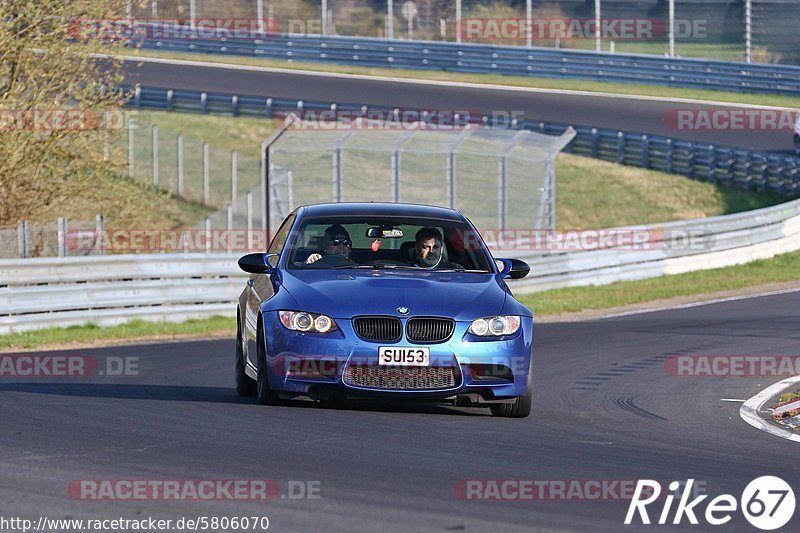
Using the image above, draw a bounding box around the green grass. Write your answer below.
[555,153,785,228]
[121,48,800,109]
[0,316,235,351]
[779,391,800,404]
[517,249,800,315]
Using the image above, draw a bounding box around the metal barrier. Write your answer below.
[510,197,800,292]
[134,22,800,96]
[3,199,800,332]
[0,254,243,334]
[127,86,800,196]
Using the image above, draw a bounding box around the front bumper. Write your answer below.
[263,314,533,399]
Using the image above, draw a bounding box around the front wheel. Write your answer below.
[235,320,256,397]
[256,317,280,405]
[491,363,533,418]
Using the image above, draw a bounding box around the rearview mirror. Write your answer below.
[497,258,530,280]
[366,226,404,238]
[238,253,278,274]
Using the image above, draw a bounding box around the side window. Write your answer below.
[268,214,296,255]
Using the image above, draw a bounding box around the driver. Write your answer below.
[305,224,352,264]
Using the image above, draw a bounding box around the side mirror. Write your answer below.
[238,253,278,274]
[497,258,530,280]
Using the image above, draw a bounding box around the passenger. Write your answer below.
[410,227,445,268]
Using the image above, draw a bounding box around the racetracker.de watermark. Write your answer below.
[67,480,320,501]
[452,479,699,501]
[664,109,800,131]
[68,18,281,41]
[664,355,800,377]
[0,355,139,378]
[455,18,707,41]
[285,109,525,130]
[0,109,134,132]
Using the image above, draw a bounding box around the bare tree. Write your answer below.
[0,0,133,225]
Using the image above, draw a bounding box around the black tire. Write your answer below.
[235,317,256,397]
[491,362,533,418]
[256,316,280,405]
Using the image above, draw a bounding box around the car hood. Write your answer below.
[279,269,507,321]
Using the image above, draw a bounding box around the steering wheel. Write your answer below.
[306,254,356,268]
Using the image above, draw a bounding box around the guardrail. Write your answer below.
[0,254,244,335]
[135,22,800,96]
[127,85,800,196]
[510,198,800,292]
[3,199,800,332]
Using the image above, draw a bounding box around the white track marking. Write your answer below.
[739,375,800,443]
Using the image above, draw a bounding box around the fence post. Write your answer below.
[707,145,716,183]
[591,128,599,158]
[287,170,294,212]
[204,217,211,253]
[332,148,343,202]
[57,217,67,258]
[616,131,625,164]
[687,142,695,179]
[231,150,238,213]
[177,134,184,197]
[226,204,233,253]
[391,148,400,203]
[17,221,28,258]
[246,191,254,250]
[152,125,159,186]
[203,142,210,205]
[127,114,135,178]
[96,214,105,255]
[261,140,270,240]
[498,156,507,232]
[641,135,649,168]
[200,92,208,114]
[666,139,674,174]
[446,151,456,209]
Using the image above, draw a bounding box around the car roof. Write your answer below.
[298,202,464,221]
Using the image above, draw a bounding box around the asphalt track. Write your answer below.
[123,58,796,154]
[2,290,799,532]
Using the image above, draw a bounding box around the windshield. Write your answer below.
[286,216,493,272]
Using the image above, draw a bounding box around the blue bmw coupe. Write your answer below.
[235,203,533,417]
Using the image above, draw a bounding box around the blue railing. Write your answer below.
[133,22,800,97]
[127,85,800,196]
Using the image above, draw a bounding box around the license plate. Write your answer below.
[378,347,430,366]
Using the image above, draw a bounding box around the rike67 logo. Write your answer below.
[625,477,795,530]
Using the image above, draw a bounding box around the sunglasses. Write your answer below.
[330,239,351,246]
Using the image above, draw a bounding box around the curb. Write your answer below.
[740,375,800,443]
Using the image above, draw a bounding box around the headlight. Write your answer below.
[279,311,338,333]
[468,316,520,336]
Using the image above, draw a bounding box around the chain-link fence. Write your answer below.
[267,121,575,233]
[128,1,800,64]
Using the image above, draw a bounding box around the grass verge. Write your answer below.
[779,391,800,403]
[122,48,800,109]
[0,317,235,351]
